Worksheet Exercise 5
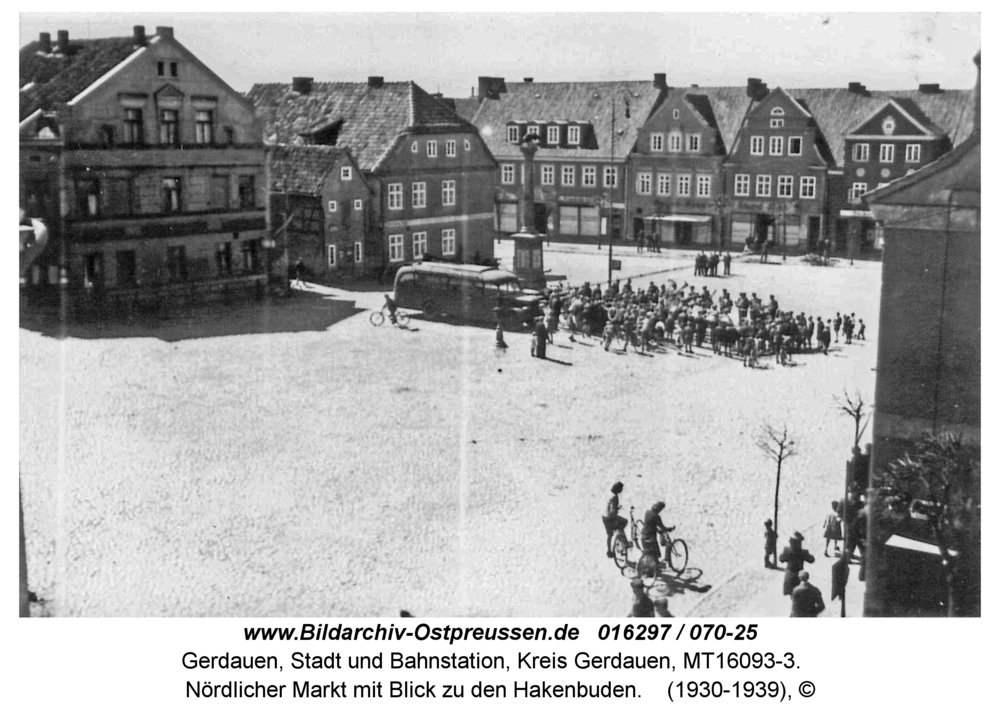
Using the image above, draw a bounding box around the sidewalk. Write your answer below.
[682,521,867,618]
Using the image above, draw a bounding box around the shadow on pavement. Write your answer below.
[658,567,712,596]
[20,291,363,343]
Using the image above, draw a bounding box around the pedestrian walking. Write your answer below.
[764,519,778,569]
[823,501,843,556]
[292,257,306,289]
[779,531,816,595]
[790,571,825,617]
[857,319,866,340]
[833,312,842,342]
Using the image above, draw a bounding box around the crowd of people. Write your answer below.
[525,275,866,367]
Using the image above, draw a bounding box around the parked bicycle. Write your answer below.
[369,308,411,328]
[613,505,689,581]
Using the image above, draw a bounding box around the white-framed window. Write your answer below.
[637,172,652,195]
[426,140,438,158]
[771,107,785,116]
[464,139,471,151]
[769,136,783,156]
[777,175,794,198]
[354,242,363,263]
[507,125,520,144]
[412,231,427,258]
[582,166,596,187]
[879,144,895,163]
[341,166,352,180]
[501,164,516,185]
[668,132,683,152]
[756,174,771,197]
[388,183,403,210]
[441,228,456,256]
[750,136,764,155]
[411,141,419,153]
[527,125,539,140]
[442,180,456,206]
[734,174,750,197]
[676,174,691,197]
[567,125,581,145]
[604,166,618,188]
[354,199,363,210]
[687,134,701,153]
[853,143,870,162]
[851,182,868,201]
[327,244,337,267]
[328,200,338,213]
[389,234,404,262]
[788,137,802,156]
[547,125,559,144]
[561,165,576,186]
[541,165,554,185]
[412,182,427,208]
[657,173,671,196]
[696,175,712,198]
[770,118,784,129]
[650,133,664,152]
[799,175,816,199]
[672,109,680,120]
[446,140,456,157]
[905,144,921,163]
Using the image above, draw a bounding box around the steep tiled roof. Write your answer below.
[470,81,665,160]
[245,81,474,173]
[451,97,481,122]
[269,144,349,195]
[19,36,139,121]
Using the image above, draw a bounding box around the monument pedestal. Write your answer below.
[511,231,547,290]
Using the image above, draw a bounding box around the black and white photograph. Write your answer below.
[18,10,980,625]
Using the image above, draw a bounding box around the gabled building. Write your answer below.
[725,85,835,254]
[247,77,498,279]
[19,26,267,306]
[629,87,737,247]
[470,75,666,245]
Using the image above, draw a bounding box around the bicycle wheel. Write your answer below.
[612,534,629,572]
[637,552,661,584]
[666,538,689,575]
[369,311,385,327]
[396,312,411,328]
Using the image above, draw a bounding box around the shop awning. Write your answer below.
[646,215,712,223]
[839,209,875,218]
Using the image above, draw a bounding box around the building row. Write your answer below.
[19,25,976,301]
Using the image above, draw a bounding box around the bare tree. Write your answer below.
[835,389,871,452]
[874,432,980,617]
[756,423,797,540]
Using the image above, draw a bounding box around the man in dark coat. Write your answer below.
[764,519,778,568]
[531,317,548,359]
[723,251,732,276]
[790,571,825,617]
[779,532,816,595]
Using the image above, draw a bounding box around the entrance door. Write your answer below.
[807,216,822,253]
[116,250,137,287]
[676,222,693,246]
[632,216,645,242]
[84,252,104,289]
[754,214,774,243]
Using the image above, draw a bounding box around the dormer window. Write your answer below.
[507,125,520,144]
[547,125,559,144]
[567,125,581,145]
[527,125,539,140]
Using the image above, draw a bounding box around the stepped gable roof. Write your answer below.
[19,35,140,121]
[246,81,474,172]
[470,80,664,160]
[269,144,351,195]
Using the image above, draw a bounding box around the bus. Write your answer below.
[393,262,542,325]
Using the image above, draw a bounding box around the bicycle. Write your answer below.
[369,308,410,328]
[611,506,664,584]
[630,506,689,577]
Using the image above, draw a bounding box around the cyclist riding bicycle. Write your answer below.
[383,294,399,325]
[602,481,628,558]
[640,501,675,561]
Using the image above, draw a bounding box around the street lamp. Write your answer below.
[607,92,631,287]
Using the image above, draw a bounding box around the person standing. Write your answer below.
[833,312,842,343]
[602,481,628,558]
[292,257,307,289]
[823,501,843,557]
[779,532,816,595]
[764,519,778,568]
[531,316,548,359]
[790,571,825,617]
[723,251,732,276]
[857,319,866,341]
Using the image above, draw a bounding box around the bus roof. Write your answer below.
[397,262,520,283]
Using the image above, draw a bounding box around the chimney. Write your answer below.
[155,26,174,40]
[56,30,69,54]
[918,83,942,94]
[470,86,475,98]
[523,77,533,83]
[367,76,384,89]
[38,32,51,54]
[133,25,146,47]
[973,50,981,133]
[653,73,667,91]
[292,77,313,94]
[848,81,867,94]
